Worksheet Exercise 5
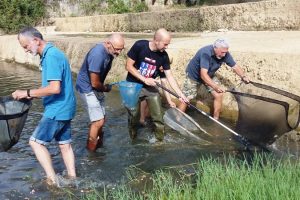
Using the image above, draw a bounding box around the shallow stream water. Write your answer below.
[0,61,299,199]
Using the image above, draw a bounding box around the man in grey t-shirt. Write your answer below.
[178,38,250,120]
[76,33,125,151]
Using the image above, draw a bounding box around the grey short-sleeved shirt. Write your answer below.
[76,43,114,93]
[186,45,236,83]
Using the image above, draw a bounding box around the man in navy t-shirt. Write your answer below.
[125,28,188,141]
[178,38,250,120]
[76,33,125,151]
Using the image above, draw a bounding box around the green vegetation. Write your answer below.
[80,0,148,16]
[175,0,261,7]
[0,0,46,34]
[79,154,300,200]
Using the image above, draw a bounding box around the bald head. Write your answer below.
[154,28,171,42]
[106,33,125,57]
[152,28,171,52]
[108,33,125,47]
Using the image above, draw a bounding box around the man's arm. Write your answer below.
[12,80,61,100]
[161,78,176,107]
[125,57,156,86]
[200,68,224,93]
[90,72,111,92]
[164,69,188,102]
[232,64,250,83]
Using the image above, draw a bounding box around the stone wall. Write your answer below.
[53,0,300,32]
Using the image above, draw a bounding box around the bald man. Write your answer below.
[125,28,188,141]
[76,33,125,151]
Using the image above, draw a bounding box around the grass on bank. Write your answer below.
[80,153,300,200]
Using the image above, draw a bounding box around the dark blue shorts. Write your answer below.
[30,117,72,145]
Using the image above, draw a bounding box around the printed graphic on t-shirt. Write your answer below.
[138,57,157,78]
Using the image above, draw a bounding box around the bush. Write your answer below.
[80,0,105,16]
[0,0,46,34]
[107,0,130,14]
[130,0,148,13]
[80,0,148,15]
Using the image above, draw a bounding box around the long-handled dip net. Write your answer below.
[0,96,31,151]
[161,81,300,149]
[163,107,212,142]
[159,83,252,149]
[229,81,300,145]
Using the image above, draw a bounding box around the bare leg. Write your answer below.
[29,140,56,182]
[87,118,105,151]
[211,91,223,120]
[89,119,105,140]
[59,143,76,178]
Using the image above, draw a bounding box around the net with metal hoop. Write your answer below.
[0,96,31,151]
[229,81,300,145]
[163,107,213,142]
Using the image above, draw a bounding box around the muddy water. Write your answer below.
[0,61,298,199]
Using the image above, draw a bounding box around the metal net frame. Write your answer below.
[229,81,300,145]
[0,96,31,151]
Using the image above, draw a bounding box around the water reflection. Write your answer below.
[0,61,298,199]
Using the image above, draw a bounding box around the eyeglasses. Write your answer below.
[110,42,124,51]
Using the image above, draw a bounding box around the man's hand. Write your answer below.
[241,76,250,84]
[179,94,189,104]
[12,90,29,100]
[214,86,225,93]
[168,100,176,108]
[105,84,112,92]
[144,78,157,86]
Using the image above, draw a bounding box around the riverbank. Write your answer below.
[1,30,299,116]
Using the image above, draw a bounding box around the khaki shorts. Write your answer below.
[78,91,105,122]
[182,76,220,100]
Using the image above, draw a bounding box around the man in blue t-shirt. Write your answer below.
[12,27,76,186]
[76,33,125,151]
[178,38,250,120]
[126,28,188,141]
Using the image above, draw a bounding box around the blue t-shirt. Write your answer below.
[186,45,236,83]
[76,43,114,93]
[40,43,76,120]
[126,40,169,86]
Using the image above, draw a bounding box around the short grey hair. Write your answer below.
[18,26,43,40]
[213,38,229,48]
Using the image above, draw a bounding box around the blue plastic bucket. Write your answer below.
[118,81,143,110]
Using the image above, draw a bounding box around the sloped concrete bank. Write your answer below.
[52,0,300,32]
[1,31,299,119]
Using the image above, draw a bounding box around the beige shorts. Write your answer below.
[78,91,105,122]
[182,76,220,100]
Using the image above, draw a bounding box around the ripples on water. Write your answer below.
[0,61,298,199]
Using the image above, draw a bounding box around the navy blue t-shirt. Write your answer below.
[76,43,114,93]
[186,45,236,83]
[126,40,170,86]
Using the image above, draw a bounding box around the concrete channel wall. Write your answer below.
[53,0,300,32]
[1,0,300,120]
[1,31,300,120]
